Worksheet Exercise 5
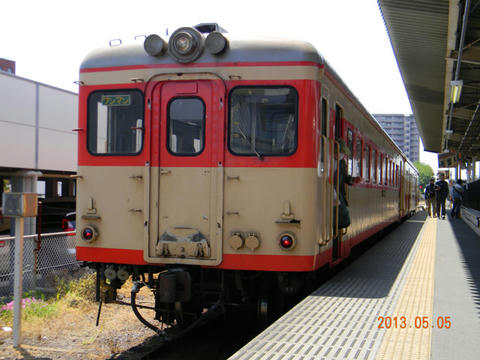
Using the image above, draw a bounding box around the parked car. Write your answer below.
[62,212,76,233]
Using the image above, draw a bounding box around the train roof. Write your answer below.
[80,34,323,70]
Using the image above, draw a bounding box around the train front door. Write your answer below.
[152,79,225,266]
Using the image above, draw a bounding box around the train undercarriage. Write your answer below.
[91,263,315,339]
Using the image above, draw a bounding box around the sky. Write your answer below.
[0,0,437,171]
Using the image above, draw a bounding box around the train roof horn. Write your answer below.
[144,23,229,62]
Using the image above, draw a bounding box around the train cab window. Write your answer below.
[372,148,377,183]
[167,98,205,155]
[354,137,362,177]
[229,87,298,156]
[87,90,144,155]
[364,145,370,182]
[347,129,354,175]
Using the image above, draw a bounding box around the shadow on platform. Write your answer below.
[448,215,480,317]
[311,211,427,299]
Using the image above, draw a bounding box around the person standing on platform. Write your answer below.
[447,179,454,209]
[434,172,449,219]
[424,177,436,217]
[451,179,464,219]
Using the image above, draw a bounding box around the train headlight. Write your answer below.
[279,232,296,250]
[168,27,204,63]
[144,34,167,56]
[81,225,98,243]
[205,31,228,54]
[174,33,194,55]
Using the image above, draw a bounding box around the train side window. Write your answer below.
[391,161,394,186]
[395,164,399,187]
[335,104,343,138]
[384,157,388,185]
[399,162,402,186]
[372,148,377,184]
[379,155,383,184]
[394,163,397,186]
[229,86,298,156]
[354,136,362,178]
[87,90,144,155]
[167,98,205,155]
[389,160,393,186]
[364,145,370,182]
[347,129,354,175]
[320,98,328,167]
[321,98,328,137]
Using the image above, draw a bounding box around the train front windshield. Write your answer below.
[229,87,298,157]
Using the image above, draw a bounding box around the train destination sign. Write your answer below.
[101,95,131,106]
[438,152,458,168]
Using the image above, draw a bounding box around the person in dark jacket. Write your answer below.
[331,138,360,260]
[434,173,449,219]
[424,177,436,217]
[450,179,464,219]
[334,138,361,211]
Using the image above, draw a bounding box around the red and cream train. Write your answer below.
[75,23,418,331]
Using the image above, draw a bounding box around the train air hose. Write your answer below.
[130,281,225,340]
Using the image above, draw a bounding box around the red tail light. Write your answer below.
[279,233,296,250]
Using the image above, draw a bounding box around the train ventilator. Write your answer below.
[75,23,418,337]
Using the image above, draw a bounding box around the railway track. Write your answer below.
[110,312,260,360]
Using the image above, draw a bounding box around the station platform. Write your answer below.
[229,210,480,360]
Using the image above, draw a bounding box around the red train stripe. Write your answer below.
[77,217,400,270]
[76,246,323,271]
[219,254,316,272]
[76,247,148,264]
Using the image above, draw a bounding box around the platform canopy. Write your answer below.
[378,0,480,162]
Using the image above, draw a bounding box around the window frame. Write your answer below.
[86,89,145,156]
[347,128,354,175]
[227,85,299,157]
[379,154,383,185]
[354,135,363,178]
[321,98,328,138]
[334,104,343,139]
[384,156,388,185]
[166,96,206,157]
[364,144,371,182]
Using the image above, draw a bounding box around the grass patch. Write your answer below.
[0,272,97,327]
[0,298,58,326]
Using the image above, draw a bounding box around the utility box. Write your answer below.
[2,192,38,217]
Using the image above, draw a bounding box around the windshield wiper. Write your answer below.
[238,127,263,160]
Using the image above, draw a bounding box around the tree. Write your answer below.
[414,161,434,190]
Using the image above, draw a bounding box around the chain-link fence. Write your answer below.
[0,231,80,298]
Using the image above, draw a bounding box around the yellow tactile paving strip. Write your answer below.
[376,217,437,360]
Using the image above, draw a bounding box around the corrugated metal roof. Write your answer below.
[378,0,480,161]
[378,0,449,153]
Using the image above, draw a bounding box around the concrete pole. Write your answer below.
[13,216,25,347]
